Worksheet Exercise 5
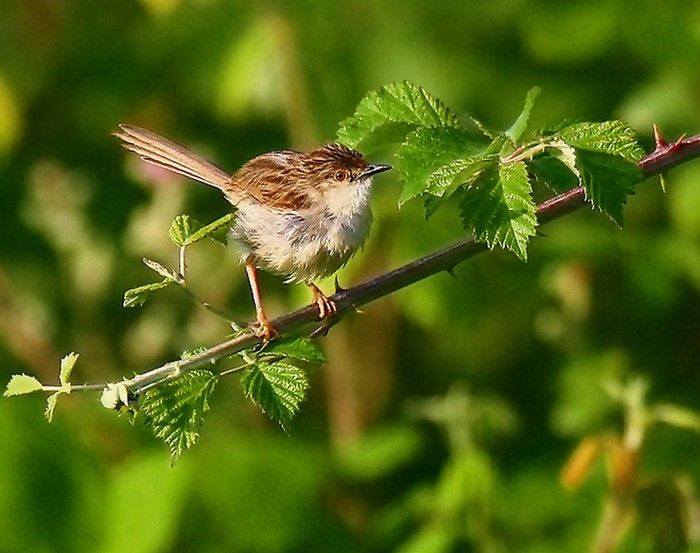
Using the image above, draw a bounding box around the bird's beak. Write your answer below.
[355,164,392,180]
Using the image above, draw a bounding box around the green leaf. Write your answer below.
[652,404,700,432]
[240,360,309,429]
[123,279,174,308]
[186,213,235,246]
[45,392,60,422]
[59,352,78,387]
[261,337,326,365]
[558,121,645,162]
[396,126,485,206]
[3,374,43,397]
[506,86,541,142]
[169,213,235,247]
[337,81,461,150]
[576,149,641,226]
[43,352,79,421]
[459,160,537,260]
[528,141,581,193]
[529,154,580,194]
[143,258,182,283]
[140,369,219,463]
[169,215,199,247]
[425,155,496,197]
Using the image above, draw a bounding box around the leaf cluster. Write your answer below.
[123,213,234,308]
[337,82,645,260]
[136,338,324,461]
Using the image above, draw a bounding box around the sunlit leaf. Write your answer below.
[140,369,219,463]
[261,337,326,365]
[576,150,642,226]
[44,393,60,422]
[396,126,484,206]
[337,81,461,150]
[3,374,43,397]
[558,121,645,162]
[123,280,174,308]
[183,213,235,246]
[59,352,79,387]
[143,258,182,282]
[459,160,537,260]
[506,86,541,142]
[240,360,309,430]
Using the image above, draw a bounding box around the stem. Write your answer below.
[59,130,700,394]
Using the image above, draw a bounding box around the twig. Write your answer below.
[60,129,700,394]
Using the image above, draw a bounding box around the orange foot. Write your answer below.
[309,283,337,320]
[250,315,278,341]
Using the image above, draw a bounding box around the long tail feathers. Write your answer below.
[113,124,231,190]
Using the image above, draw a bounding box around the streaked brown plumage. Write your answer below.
[114,124,391,339]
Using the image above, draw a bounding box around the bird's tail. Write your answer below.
[114,124,231,190]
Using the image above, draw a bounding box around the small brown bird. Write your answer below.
[114,125,391,339]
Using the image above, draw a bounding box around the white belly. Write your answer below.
[229,180,373,283]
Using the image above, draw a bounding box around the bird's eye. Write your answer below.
[334,170,348,181]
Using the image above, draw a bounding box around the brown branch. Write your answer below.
[79,129,700,394]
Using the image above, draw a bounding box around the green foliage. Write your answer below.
[169,213,235,248]
[240,360,310,430]
[142,258,183,283]
[139,369,219,463]
[396,127,485,205]
[459,161,537,260]
[336,81,461,150]
[506,86,541,142]
[261,336,327,365]
[575,150,641,226]
[122,279,174,308]
[338,82,645,259]
[3,374,42,397]
[123,212,235,309]
[45,352,78,422]
[557,121,645,162]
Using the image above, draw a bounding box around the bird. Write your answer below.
[114,124,391,339]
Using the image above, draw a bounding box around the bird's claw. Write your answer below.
[314,291,337,320]
[250,317,278,342]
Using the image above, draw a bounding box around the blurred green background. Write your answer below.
[2,1,700,552]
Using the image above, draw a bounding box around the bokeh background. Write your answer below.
[2,1,700,552]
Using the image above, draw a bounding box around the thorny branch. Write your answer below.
[50,129,700,396]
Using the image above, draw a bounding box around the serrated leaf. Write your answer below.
[576,149,641,226]
[396,127,485,206]
[337,81,461,150]
[261,337,326,365]
[143,258,182,283]
[140,369,219,463]
[459,161,537,260]
[506,86,541,142]
[528,154,580,193]
[123,279,174,308]
[240,360,309,429]
[59,352,78,387]
[558,121,645,162]
[528,141,581,193]
[425,155,496,197]
[169,215,199,247]
[3,374,43,397]
[169,213,235,247]
[183,213,235,246]
[44,392,60,422]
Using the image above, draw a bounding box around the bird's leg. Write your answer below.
[244,259,276,340]
[308,283,337,320]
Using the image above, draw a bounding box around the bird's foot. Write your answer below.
[250,315,278,342]
[309,284,337,320]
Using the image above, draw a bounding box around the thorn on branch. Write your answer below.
[640,126,700,175]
